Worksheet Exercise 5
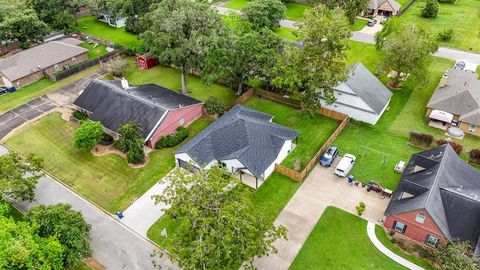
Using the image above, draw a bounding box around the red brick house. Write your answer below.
[73,79,203,148]
[384,144,480,253]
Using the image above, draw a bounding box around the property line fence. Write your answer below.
[76,32,116,48]
[398,0,416,15]
[255,88,303,108]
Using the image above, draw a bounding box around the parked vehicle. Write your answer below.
[320,146,339,167]
[454,61,466,70]
[367,19,377,27]
[334,154,356,177]
[0,87,8,96]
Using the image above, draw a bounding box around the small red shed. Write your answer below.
[136,53,158,70]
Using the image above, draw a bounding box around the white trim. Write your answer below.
[145,111,169,142]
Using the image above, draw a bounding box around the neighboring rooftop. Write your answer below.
[337,62,393,115]
[0,38,88,82]
[175,105,299,179]
[368,0,401,11]
[427,68,480,125]
[385,144,480,248]
[73,79,202,138]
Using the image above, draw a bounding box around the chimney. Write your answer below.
[121,77,129,90]
[439,74,448,88]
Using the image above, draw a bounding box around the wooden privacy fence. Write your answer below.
[229,87,255,108]
[255,88,302,108]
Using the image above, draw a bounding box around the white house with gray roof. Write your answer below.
[174,105,299,189]
[320,62,393,125]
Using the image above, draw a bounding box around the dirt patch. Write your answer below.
[91,144,150,169]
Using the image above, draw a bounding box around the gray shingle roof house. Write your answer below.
[174,105,299,188]
[384,144,480,251]
[74,79,203,148]
[321,62,393,125]
[367,0,401,16]
[0,39,88,87]
[426,69,480,137]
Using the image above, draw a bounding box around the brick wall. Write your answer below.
[459,122,480,137]
[384,210,446,246]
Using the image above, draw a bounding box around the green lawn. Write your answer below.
[351,18,368,31]
[147,172,301,249]
[399,0,480,52]
[80,42,108,59]
[5,113,212,213]
[243,97,339,171]
[223,0,311,20]
[0,65,100,114]
[277,27,300,41]
[76,16,141,49]
[290,207,407,270]
[375,226,437,270]
[122,57,237,105]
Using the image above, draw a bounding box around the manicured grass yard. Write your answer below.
[243,97,339,170]
[290,206,406,270]
[0,65,100,114]
[80,42,108,59]
[277,27,300,41]
[121,58,237,105]
[76,16,141,49]
[223,0,311,20]
[5,113,212,213]
[147,172,301,249]
[400,0,480,52]
[350,18,368,31]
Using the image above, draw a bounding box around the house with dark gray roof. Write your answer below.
[384,144,480,251]
[174,105,299,189]
[320,62,393,125]
[74,79,203,148]
[426,68,480,137]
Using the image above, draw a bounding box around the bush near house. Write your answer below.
[204,96,227,116]
[436,139,463,155]
[72,111,88,121]
[468,149,480,165]
[73,121,104,150]
[155,128,189,149]
[409,131,434,148]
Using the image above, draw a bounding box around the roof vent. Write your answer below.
[121,78,129,90]
[457,185,463,192]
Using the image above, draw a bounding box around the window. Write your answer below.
[179,118,185,126]
[54,64,60,71]
[425,235,439,247]
[469,124,477,132]
[72,57,77,64]
[394,221,406,233]
[415,213,425,223]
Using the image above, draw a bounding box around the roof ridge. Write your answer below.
[423,145,451,217]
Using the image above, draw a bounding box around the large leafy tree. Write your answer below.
[320,0,369,24]
[203,15,281,95]
[438,242,478,270]
[27,204,92,267]
[421,0,439,18]
[152,166,287,269]
[140,0,226,94]
[31,0,80,33]
[273,5,351,110]
[73,120,104,150]
[0,152,44,203]
[0,1,48,44]
[0,204,64,269]
[117,122,145,164]
[242,0,286,31]
[379,24,438,87]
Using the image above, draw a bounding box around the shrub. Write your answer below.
[409,131,434,148]
[356,202,366,215]
[99,133,114,145]
[103,57,129,78]
[437,29,455,41]
[204,96,227,115]
[469,149,480,165]
[73,121,104,150]
[72,111,88,121]
[437,139,463,155]
[126,140,145,164]
[112,140,126,152]
[421,0,439,18]
[155,128,189,149]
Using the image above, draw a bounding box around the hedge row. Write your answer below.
[155,128,189,149]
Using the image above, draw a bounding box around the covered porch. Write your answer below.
[427,109,454,131]
[235,169,264,189]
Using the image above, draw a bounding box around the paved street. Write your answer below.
[0,70,104,140]
[1,143,178,270]
[254,161,391,270]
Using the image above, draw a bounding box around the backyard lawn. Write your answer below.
[399,0,480,52]
[5,113,212,213]
[76,16,141,49]
[147,172,302,249]
[0,65,100,114]
[350,18,368,31]
[80,42,109,59]
[223,0,311,20]
[121,58,237,105]
[277,27,299,41]
[243,97,339,171]
[290,206,408,270]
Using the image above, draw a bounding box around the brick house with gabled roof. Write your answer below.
[384,144,480,253]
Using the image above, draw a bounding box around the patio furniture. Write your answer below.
[394,161,405,173]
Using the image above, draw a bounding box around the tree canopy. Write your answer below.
[27,204,92,267]
[273,5,351,110]
[152,166,286,269]
[242,0,286,31]
[140,0,226,94]
[117,122,145,164]
[0,1,48,44]
[421,0,439,19]
[438,242,478,270]
[0,152,44,203]
[320,0,369,24]
[73,120,104,150]
[31,0,79,33]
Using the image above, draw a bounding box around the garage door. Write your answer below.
[177,159,200,173]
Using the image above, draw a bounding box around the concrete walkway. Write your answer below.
[367,222,425,270]
[1,145,177,270]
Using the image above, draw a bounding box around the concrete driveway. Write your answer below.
[254,160,390,270]
[359,16,383,35]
